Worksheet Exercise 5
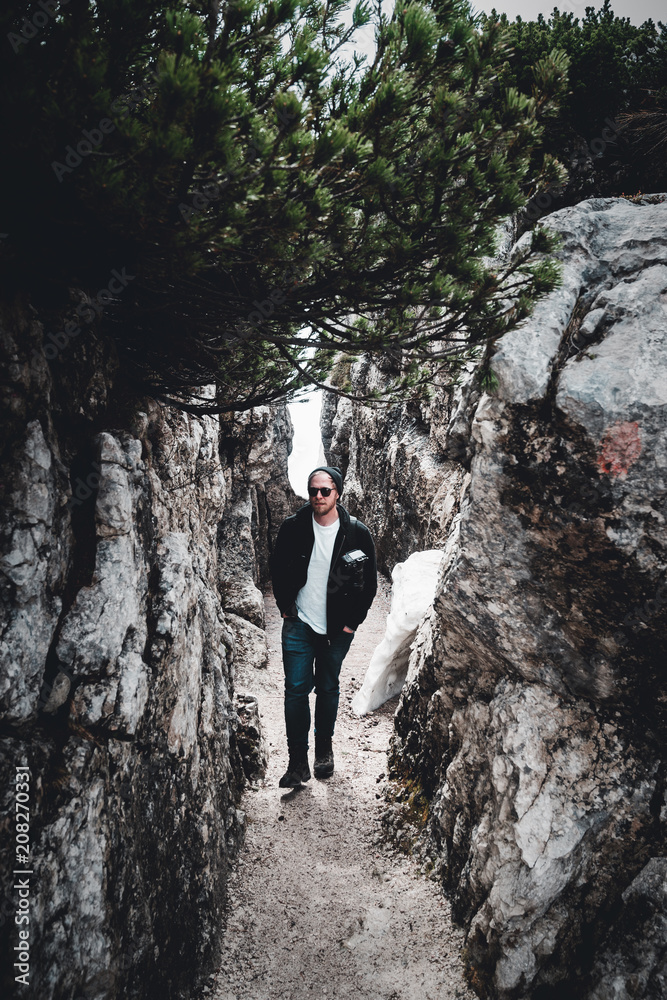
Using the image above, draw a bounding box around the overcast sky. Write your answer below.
[288,394,327,497]
[473,0,664,24]
[296,0,663,483]
[344,0,663,68]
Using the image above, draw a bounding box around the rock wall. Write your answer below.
[0,299,295,1000]
[217,405,295,626]
[331,197,667,999]
[321,373,471,576]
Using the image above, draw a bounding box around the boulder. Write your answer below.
[225,613,269,672]
[393,196,667,998]
[233,692,268,783]
[332,196,667,998]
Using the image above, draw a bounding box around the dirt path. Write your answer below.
[208,577,476,1000]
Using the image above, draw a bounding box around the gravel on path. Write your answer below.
[208,575,476,1000]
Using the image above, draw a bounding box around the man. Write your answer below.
[270,465,377,787]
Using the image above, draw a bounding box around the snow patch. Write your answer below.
[351,550,444,715]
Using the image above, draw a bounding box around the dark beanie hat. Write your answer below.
[308,465,343,494]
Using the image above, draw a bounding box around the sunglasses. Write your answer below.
[308,486,334,497]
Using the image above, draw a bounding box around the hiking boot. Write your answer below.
[313,745,334,779]
[278,755,311,788]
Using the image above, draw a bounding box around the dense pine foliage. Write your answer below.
[484,1,667,218]
[1,0,568,411]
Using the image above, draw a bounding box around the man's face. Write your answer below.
[308,473,338,516]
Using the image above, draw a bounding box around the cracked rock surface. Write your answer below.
[330,197,667,999]
[0,304,293,999]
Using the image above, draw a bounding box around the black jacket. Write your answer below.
[270,502,377,634]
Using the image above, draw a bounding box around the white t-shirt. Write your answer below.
[296,514,340,634]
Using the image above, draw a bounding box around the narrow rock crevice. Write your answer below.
[208,583,477,1000]
[0,298,295,1000]
[2,196,667,1000]
[37,442,101,714]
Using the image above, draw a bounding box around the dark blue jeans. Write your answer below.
[281,617,355,751]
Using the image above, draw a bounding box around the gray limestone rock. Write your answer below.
[587,857,667,1000]
[233,692,268,782]
[322,360,469,576]
[0,303,288,1000]
[217,405,298,624]
[225,613,269,672]
[335,196,667,999]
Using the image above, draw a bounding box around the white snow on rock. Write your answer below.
[352,550,444,715]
